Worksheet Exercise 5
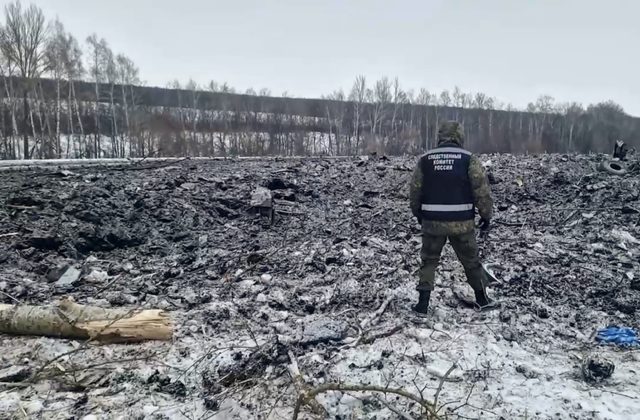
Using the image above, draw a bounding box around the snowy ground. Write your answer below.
[0,155,639,419]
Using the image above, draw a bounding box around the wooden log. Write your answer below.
[0,298,172,343]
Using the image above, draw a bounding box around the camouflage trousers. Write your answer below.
[417,230,487,292]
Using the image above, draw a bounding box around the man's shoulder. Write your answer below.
[415,153,429,164]
[426,146,472,156]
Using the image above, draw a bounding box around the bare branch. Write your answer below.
[433,363,457,408]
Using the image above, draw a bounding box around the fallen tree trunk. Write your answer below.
[0,298,172,343]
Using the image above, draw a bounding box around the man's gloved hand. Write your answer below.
[478,218,490,231]
[416,216,422,225]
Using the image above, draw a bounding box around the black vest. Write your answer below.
[420,143,475,221]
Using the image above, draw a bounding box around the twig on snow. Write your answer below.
[264,383,292,420]
[360,294,395,330]
[288,350,441,420]
[374,395,414,420]
[30,303,152,382]
[494,220,526,227]
[0,290,22,304]
[293,382,441,420]
[433,363,458,408]
[91,274,123,297]
[6,205,38,210]
[288,350,325,419]
[411,369,432,405]
[361,324,404,345]
[440,383,475,414]
[176,342,258,381]
[339,295,397,349]
[588,386,638,400]
[0,382,32,389]
[559,209,580,226]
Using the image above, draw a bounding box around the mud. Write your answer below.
[0,155,639,419]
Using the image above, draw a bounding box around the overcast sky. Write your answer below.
[24,0,640,115]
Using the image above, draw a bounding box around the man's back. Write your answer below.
[409,126,492,236]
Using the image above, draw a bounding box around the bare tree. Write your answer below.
[348,75,366,154]
[452,86,464,108]
[186,79,200,155]
[86,34,104,157]
[0,52,20,158]
[323,89,345,155]
[0,0,49,159]
[416,88,433,150]
[390,77,408,153]
[116,53,139,156]
[45,19,71,157]
[65,36,84,156]
[103,46,119,156]
[439,90,451,107]
[219,82,235,94]
[560,102,584,152]
[367,76,391,151]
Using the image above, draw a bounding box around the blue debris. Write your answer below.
[596,326,639,346]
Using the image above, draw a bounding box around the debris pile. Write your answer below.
[0,154,638,419]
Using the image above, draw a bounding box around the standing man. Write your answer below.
[613,139,629,161]
[409,121,495,315]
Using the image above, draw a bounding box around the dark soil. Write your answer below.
[0,156,638,324]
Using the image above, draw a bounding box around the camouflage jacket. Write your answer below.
[409,150,493,236]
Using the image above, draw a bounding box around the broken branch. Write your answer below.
[433,363,458,408]
[296,382,441,420]
[360,294,394,330]
[289,349,440,420]
[374,395,414,420]
[361,324,404,345]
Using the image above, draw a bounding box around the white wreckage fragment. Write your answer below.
[611,229,640,246]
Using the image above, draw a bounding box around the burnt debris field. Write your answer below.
[0,155,639,420]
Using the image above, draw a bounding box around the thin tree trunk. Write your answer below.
[121,84,130,157]
[71,81,85,157]
[56,77,61,157]
[67,81,75,157]
[2,76,18,159]
[110,84,118,157]
[23,88,29,159]
[33,86,46,158]
[129,85,139,156]
[325,106,333,155]
[569,123,574,152]
[28,105,38,158]
[94,80,100,158]
[1,102,7,159]
[424,108,429,151]
[38,82,54,159]
[434,106,439,150]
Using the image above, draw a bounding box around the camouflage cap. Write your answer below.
[437,121,465,146]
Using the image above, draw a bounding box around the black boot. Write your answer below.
[474,289,496,309]
[413,291,431,314]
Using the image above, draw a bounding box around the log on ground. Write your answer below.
[0,298,172,343]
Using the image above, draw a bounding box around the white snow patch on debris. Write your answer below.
[611,229,640,245]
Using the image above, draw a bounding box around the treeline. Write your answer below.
[1,1,638,159]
